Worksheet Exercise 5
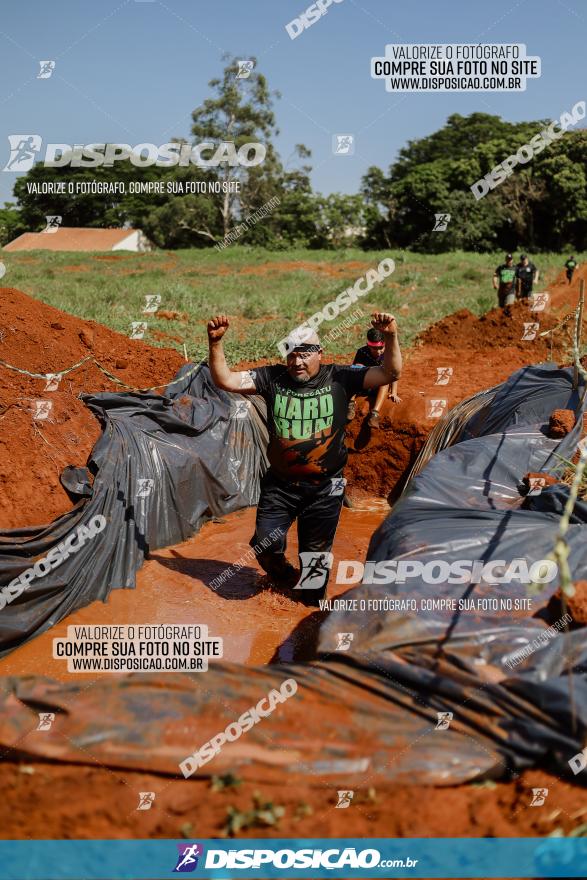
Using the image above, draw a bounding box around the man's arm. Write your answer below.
[363,312,402,391]
[493,269,499,290]
[207,314,259,394]
[389,380,401,403]
[534,266,540,283]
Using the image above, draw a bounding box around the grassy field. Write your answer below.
[0,247,581,364]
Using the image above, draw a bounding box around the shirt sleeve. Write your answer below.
[333,364,368,397]
[249,365,273,397]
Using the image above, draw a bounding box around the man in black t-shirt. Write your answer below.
[207,311,402,603]
[565,256,578,284]
[493,253,517,314]
[516,254,539,300]
[347,327,401,428]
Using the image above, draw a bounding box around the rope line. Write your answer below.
[0,355,203,393]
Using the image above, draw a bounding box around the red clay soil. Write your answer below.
[548,408,576,438]
[0,287,183,529]
[0,762,585,841]
[558,580,587,625]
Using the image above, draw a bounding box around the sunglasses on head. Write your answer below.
[287,344,321,360]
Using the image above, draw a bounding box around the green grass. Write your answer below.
[0,247,582,365]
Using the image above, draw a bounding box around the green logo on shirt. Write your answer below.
[273,390,334,440]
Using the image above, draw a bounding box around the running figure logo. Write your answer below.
[136,792,155,811]
[433,213,451,232]
[37,712,55,731]
[174,843,203,872]
[329,477,346,496]
[3,135,42,171]
[332,134,354,156]
[530,788,548,806]
[130,321,148,339]
[527,476,546,496]
[435,711,453,730]
[37,60,56,79]
[435,367,453,385]
[33,400,53,421]
[143,294,162,314]
[136,478,154,498]
[531,293,550,312]
[336,790,354,808]
[236,59,255,78]
[426,398,447,418]
[522,322,539,341]
[336,632,354,651]
[231,399,251,419]
[294,551,334,590]
[43,215,62,233]
[44,373,62,392]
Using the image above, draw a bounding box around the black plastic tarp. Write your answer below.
[318,363,587,780]
[0,364,268,656]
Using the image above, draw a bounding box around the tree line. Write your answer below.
[1,57,586,252]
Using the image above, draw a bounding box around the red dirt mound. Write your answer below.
[548,409,575,438]
[417,302,559,353]
[562,580,587,625]
[0,287,183,528]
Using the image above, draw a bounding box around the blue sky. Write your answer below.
[0,0,584,205]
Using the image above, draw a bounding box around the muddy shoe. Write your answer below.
[346,400,356,422]
[367,409,380,429]
[257,551,299,588]
[296,586,328,608]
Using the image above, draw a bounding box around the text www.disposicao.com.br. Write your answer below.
[70,657,202,671]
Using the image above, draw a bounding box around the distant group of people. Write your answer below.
[493,253,539,313]
[494,253,580,314]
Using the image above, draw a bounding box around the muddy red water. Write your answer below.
[0,504,386,678]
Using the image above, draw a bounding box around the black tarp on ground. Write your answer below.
[318,363,587,779]
[0,364,268,656]
[0,362,586,785]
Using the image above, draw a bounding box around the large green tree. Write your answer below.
[362,112,587,252]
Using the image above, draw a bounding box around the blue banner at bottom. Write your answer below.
[1,838,587,879]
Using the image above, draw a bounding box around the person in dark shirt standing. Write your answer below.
[565,256,578,284]
[347,327,401,428]
[207,311,402,603]
[516,254,539,300]
[493,254,517,315]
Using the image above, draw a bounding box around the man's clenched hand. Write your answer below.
[207,314,230,343]
[371,312,397,336]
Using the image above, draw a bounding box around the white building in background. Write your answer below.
[3,227,153,252]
